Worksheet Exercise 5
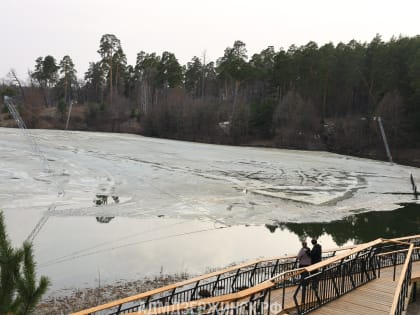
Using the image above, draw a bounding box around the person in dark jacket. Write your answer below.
[311,239,322,264]
[310,239,322,292]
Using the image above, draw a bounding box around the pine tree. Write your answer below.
[0,211,50,314]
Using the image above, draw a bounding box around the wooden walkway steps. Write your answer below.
[305,267,401,315]
[301,262,420,315]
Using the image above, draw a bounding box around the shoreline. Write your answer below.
[36,273,190,315]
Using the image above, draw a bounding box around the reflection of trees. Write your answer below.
[277,204,420,246]
[96,217,114,224]
[265,224,278,233]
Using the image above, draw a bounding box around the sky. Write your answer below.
[1,0,419,81]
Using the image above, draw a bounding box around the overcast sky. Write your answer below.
[1,0,419,81]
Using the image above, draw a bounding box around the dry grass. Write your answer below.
[35,273,189,315]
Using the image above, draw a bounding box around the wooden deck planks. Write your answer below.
[307,265,406,315]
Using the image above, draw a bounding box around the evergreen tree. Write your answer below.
[0,211,50,314]
[156,51,183,88]
[84,61,105,103]
[59,55,77,104]
[30,55,59,106]
[98,34,125,107]
[185,56,203,97]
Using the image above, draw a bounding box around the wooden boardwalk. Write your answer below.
[297,262,420,315]
[72,236,420,315]
[237,263,420,315]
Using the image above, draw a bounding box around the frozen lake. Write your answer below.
[0,127,419,294]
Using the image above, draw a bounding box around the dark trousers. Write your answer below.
[300,266,310,304]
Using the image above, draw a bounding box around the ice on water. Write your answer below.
[0,127,418,227]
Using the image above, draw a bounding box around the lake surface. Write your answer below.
[0,128,419,295]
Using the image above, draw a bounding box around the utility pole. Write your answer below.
[4,96,50,173]
[410,174,418,199]
[65,100,73,130]
[201,50,206,98]
[374,116,393,163]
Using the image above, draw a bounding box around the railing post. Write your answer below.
[348,252,360,289]
[361,258,365,283]
[231,268,241,291]
[332,269,340,297]
[366,246,376,280]
[212,274,221,296]
[282,274,286,310]
[393,252,397,281]
[144,296,151,309]
[168,287,176,304]
[249,263,259,287]
[191,280,200,300]
[340,259,345,294]
[270,260,279,278]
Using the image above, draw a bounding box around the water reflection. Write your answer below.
[276,203,420,246]
[96,217,115,224]
[264,224,278,233]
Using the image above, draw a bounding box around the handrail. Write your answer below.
[293,242,383,314]
[389,244,414,315]
[70,257,279,314]
[71,245,354,315]
[393,234,420,242]
[104,241,384,315]
[72,235,420,315]
[304,238,383,273]
[302,238,414,274]
[125,269,306,315]
[127,281,275,315]
[377,246,420,257]
[383,238,416,246]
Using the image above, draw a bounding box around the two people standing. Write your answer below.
[297,239,322,302]
[297,239,322,267]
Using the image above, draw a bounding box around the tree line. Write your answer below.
[1,34,420,163]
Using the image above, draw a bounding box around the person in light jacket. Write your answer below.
[297,241,311,267]
[297,241,311,303]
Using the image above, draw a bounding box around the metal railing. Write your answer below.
[291,239,417,315]
[292,242,381,314]
[108,260,296,315]
[123,239,387,315]
[389,244,414,315]
[125,286,272,315]
[74,241,381,315]
[127,239,414,315]
[73,235,420,315]
[71,247,349,315]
